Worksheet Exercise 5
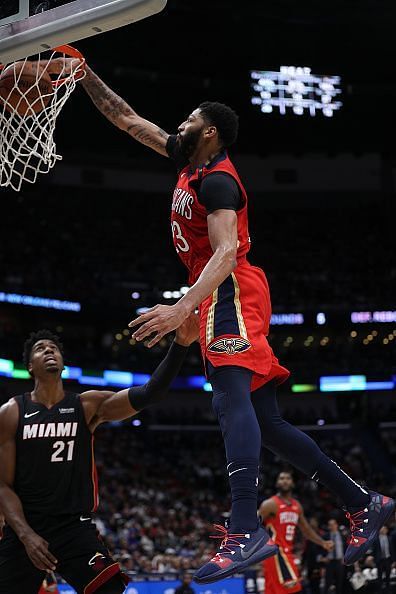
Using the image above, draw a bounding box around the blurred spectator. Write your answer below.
[361,556,378,590]
[323,518,347,594]
[303,517,325,594]
[372,525,394,592]
[174,573,195,594]
[349,562,367,591]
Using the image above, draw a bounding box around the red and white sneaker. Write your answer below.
[344,490,395,565]
[193,522,278,584]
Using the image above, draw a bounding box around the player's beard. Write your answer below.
[178,128,202,159]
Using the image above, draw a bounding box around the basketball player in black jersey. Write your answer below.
[0,317,199,594]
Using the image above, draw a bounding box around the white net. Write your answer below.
[0,45,85,192]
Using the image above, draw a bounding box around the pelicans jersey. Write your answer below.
[171,152,250,284]
[169,144,290,391]
[262,495,302,594]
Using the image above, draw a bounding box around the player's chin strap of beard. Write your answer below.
[128,341,188,411]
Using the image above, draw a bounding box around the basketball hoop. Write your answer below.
[0,44,86,192]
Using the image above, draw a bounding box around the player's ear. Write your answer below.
[205,125,217,139]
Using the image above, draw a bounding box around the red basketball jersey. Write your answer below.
[264,495,301,555]
[170,152,250,284]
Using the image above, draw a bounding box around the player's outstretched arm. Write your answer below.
[298,510,334,551]
[129,209,238,347]
[47,58,170,154]
[81,313,199,431]
[0,400,58,571]
[80,65,170,155]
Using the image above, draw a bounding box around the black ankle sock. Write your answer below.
[228,459,259,533]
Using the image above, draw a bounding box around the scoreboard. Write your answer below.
[251,66,342,118]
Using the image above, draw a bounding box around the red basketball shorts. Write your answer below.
[198,262,290,391]
[262,550,302,594]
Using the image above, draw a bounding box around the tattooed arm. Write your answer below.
[81,66,170,156]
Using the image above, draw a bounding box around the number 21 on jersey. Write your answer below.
[51,440,75,463]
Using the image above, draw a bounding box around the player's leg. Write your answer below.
[211,364,261,533]
[252,381,395,565]
[53,518,127,594]
[252,380,368,506]
[194,364,278,584]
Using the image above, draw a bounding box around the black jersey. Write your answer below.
[14,392,98,517]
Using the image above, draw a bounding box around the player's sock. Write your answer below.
[227,459,260,532]
[210,364,261,533]
[252,381,370,508]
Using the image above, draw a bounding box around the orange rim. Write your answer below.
[51,44,86,87]
[0,44,86,86]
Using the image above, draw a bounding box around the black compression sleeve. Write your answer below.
[128,341,188,411]
[199,173,242,213]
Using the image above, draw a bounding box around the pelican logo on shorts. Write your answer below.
[208,337,251,355]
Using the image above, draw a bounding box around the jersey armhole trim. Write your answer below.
[12,395,24,437]
[77,394,96,434]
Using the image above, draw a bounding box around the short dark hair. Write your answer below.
[198,101,239,147]
[23,329,64,370]
[277,470,293,479]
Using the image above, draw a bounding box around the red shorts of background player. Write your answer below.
[198,260,290,391]
[263,550,302,594]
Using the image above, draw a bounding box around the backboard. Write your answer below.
[0,0,167,63]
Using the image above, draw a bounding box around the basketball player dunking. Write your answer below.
[52,57,395,585]
[0,318,198,594]
[259,471,333,594]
